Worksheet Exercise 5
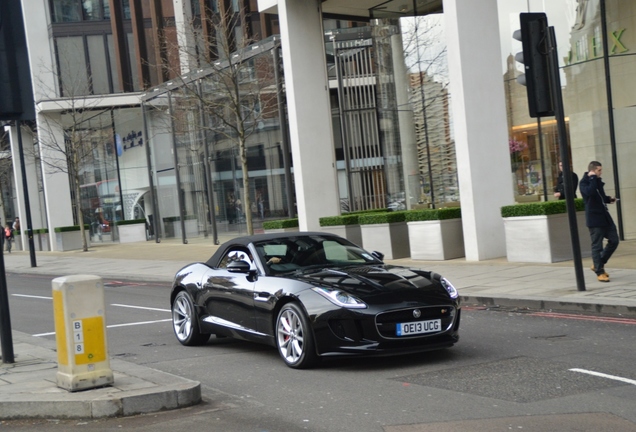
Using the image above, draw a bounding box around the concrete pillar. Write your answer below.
[444,0,514,260]
[172,0,198,74]
[38,111,75,250]
[277,0,340,230]
[5,124,46,250]
[20,0,74,250]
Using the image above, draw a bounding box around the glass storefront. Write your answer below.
[500,0,634,238]
[142,36,292,242]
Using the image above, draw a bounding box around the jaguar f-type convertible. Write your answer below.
[170,232,460,368]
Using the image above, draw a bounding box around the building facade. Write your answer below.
[5,0,635,257]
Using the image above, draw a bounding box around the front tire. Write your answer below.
[276,303,317,369]
[172,291,209,346]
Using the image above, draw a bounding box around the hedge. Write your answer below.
[262,218,299,229]
[404,207,461,222]
[162,215,197,223]
[319,214,361,227]
[359,211,408,225]
[345,208,389,215]
[501,198,584,218]
[54,224,90,233]
[115,218,147,226]
[319,208,398,227]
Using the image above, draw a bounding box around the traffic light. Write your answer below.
[513,13,554,118]
[0,1,35,121]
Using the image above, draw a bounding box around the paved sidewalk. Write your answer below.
[1,236,635,420]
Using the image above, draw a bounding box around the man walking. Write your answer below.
[579,161,619,282]
[554,161,579,199]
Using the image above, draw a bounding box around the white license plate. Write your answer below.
[396,319,441,336]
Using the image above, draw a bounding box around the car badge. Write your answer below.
[413,309,421,318]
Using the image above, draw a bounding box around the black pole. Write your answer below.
[547,27,586,292]
[599,0,623,240]
[536,119,548,202]
[141,103,161,243]
[272,46,295,218]
[0,245,14,363]
[167,94,187,244]
[196,80,219,244]
[16,122,36,267]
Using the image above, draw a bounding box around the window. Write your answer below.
[218,248,253,268]
[51,0,82,23]
[56,37,90,96]
[87,35,111,94]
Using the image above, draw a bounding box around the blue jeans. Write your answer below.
[589,222,619,274]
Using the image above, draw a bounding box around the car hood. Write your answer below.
[286,265,452,305]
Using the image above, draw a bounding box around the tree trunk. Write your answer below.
[239,135,254,235]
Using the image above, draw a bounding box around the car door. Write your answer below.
[201,249,257,334]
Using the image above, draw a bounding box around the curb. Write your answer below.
[461,295,636,318]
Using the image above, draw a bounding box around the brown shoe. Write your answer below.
[597,273,610,283]
[591,265,609,277]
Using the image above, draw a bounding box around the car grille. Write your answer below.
[375,306,456,339]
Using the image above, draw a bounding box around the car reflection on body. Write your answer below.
[170,232,461,368]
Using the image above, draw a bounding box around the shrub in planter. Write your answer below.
[115,218,147,226]
[263,218,299,232]
[53,225,91,251]
[359,211,409,259]
[319,214,363,246]
[501,198,590,263]
[404,207,462,222]
[500,199,584,217]
[405,207,464,260]
[358,210,407,225]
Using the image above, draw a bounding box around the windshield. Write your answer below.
[253,235,382,274]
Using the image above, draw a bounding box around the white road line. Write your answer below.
[107,319,172,328]
[33,318,173,337]
[111,304,171,313]
[12,294,52,300]
[12,296,170,313]
[570,368,636,386]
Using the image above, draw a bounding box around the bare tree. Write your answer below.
[34,40,110,252]
[165,3,279,235]
[401,16,457,206]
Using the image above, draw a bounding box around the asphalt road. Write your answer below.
[3,273,636,431]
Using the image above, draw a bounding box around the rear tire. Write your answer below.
[172,291,209,346]
[276,303,317,369]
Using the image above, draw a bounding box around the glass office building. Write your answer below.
[8,0,635,253]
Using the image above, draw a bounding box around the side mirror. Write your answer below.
[371,251,384,261]
[227,260,251,273]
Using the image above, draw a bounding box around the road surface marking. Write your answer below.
[33,319,172,337]
[111,303,170,312]
[570,368,636,386]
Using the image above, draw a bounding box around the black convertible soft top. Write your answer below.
[204,231,340,267]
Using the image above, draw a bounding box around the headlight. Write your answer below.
[440,277,458,299]
[311,287,367,309]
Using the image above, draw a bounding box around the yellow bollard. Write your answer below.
[52,275,114,391]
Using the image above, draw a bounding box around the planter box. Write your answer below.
[54,230,91,252]
[360,222,410,260]
[407,219,464,260]
[264,227,299,234]
[118,223,147,243]
[37,232,51,251]
[15,232,51,251]
[321,225,362,246]
[503,212,591,263]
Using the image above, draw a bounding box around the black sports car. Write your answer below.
[170,232,460,368]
